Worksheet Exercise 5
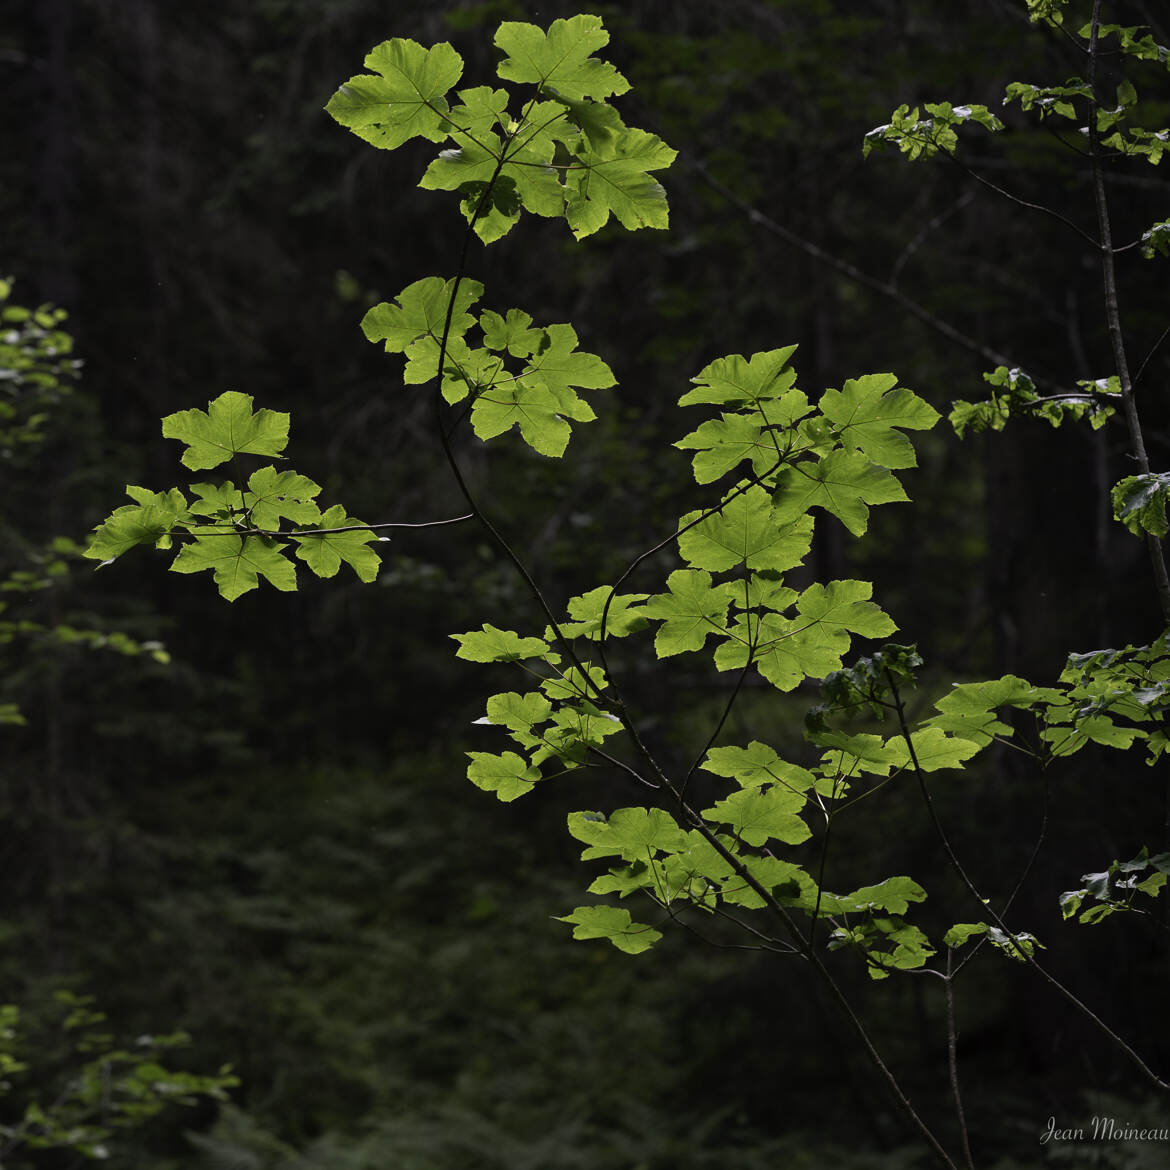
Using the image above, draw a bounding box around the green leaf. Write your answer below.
[567,807,688,861]
[540,663,607,702]
[466,750,541,801]
[1112,472,1170,538]
[565,128,677,239]
[640,569,735,657]
[557,587,649,640]
[495,16,630,101]
[361,277,483,375]
[674,413,771,485]
[928,674,1059,745]
[678,347,801,408]
[893,727,983,772]
[793,580,897,651]
[481,691,553,732]
[292,505,381,582]
[84,487,189,563]
[819,374,939,470]
[701,786,810,847]
[700,741,817,792]
[325,38,463,149]
[773,450,908,536]
[244,466,322,530]
[678,484,814,572]
[944,922,989,948]
[470,379,571,457]
[419,95,566,240]
[480,308,544,358]
[170,534,297,601]
[556,905,661,954]
[161,392,290,471]
[838,876,927,915]
[517,324,616,418]
[452,624,551,663]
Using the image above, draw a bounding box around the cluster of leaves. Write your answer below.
[1060,848,1170,926]
[83,392,380,601]
[0,278,80,461]
[949,366,1119,438]
[453,348,1008,967]
[862,101,1002,160]
[325,15,676,244]
[361,277,615,457]
[928,632,1169,766]
[0,992,236,1164]
[87,12,1170,992]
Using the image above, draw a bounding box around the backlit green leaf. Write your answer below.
[819,374,939,470]
[565,128,676,239]
[568,807,688,861]
[640,569,735,657]
[678,484,814,573]
[701,786,810,847]
[326,38,463,149]
[170,534,297,601]
[452,624,551,662]
[556,905,661,954]
[84,487,189,563]
[773,450,908,536]
[467,750,541,801]
[495,16,630,101]
[162,392,289,471]
[292,505,380,582]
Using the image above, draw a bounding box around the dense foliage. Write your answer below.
[4,1,1170,1167]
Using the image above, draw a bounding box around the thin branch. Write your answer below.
[943,951,976,1170]
[685,152,1020,376]
[1086,1,1170,624]
[886,668,1169,1091]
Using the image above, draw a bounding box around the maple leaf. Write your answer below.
[326,38,463,149]
[678,347,801,407]
[641,570,736,657]
[495,16,630,101]
[170,534,296,601]
[773,451,908,536]
[678,484,814,572]
[819,373,939,469]
[292,505,380,583]
[565,127,677,239]
[162,392,289,471]
[84,486,189,563]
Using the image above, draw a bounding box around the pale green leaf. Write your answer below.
[244,466,322,530]
[84,487,189,563]
[640,569,735,657]
[292,504,380,582]
[701,786,810,847]
[555,905,661,954]
[678,484,814,573]
[495,16,630,101]
[467,750,541,801]
[568,807,688,862]
[819,374,939,470]
[170,534,297,601]
[161,392,289,471]
[700,741,817,792]
[325,38,463,149]
[678,347,801,407]
[565,128,676,239]
[773,450,908,536]
[452,624,551,662]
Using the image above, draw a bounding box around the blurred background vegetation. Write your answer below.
[2,0,1169,1165]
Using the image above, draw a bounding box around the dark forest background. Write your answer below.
[3,0,1169,1166]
